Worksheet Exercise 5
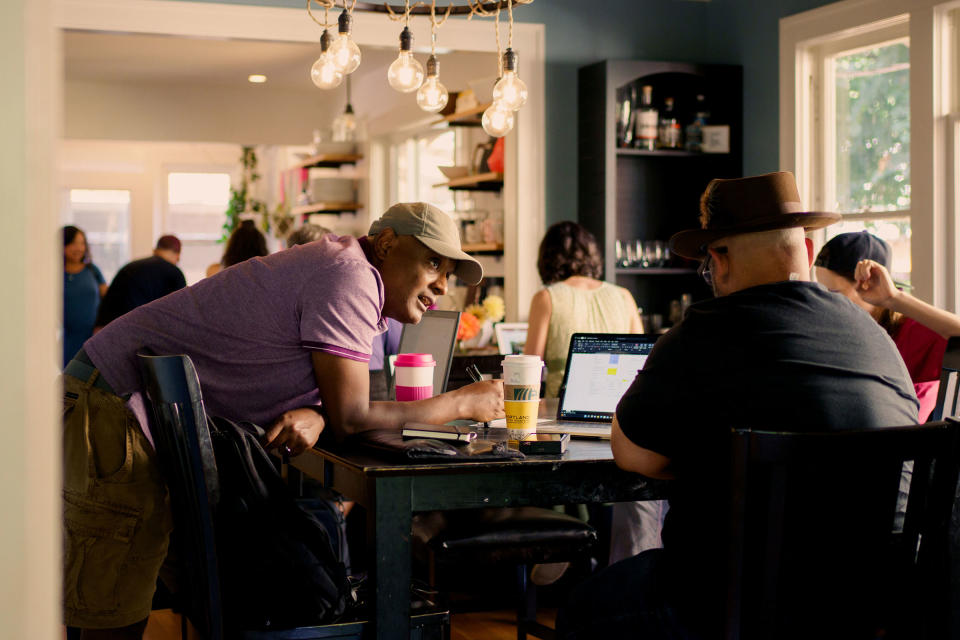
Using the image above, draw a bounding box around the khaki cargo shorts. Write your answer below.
[62,371,172,629]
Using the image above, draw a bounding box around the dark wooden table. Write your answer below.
[288,423,667,640]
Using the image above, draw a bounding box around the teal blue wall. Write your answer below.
[703,0,837,180]
[172,0,838,225]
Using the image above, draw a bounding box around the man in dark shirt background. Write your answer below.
[95,234,186,329]
[556,172,919,639]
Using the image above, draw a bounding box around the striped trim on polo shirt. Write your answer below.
[303,341,371,363]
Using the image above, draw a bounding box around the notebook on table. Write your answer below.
[536,333,660,438]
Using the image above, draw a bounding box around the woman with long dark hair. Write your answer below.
[206,219,269,277]
[62,225,107,367]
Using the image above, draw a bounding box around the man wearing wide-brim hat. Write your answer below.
[557,172,919,639]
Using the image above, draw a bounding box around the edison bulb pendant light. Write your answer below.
[387,27,424,93]
[492,48,528,111]
[310,30,343,89]
[482,101,515,137]
[330,9,361,74]
[416,55,449,113]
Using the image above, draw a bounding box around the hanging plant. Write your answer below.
[222,146,269,243]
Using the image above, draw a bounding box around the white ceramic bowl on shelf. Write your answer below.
[438,166,471,180]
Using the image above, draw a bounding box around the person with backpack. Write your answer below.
[62,202,504,639]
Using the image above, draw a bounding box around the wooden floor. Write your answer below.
[143,607,558,640]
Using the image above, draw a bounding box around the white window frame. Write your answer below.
[781,0,960,311]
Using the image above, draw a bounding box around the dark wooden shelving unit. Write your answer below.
[578,59,742,317]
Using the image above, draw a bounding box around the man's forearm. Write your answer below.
[331,388,470,436]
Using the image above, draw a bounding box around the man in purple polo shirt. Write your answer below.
[61,202,503,639]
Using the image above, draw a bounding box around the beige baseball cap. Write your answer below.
[368,202,483,285]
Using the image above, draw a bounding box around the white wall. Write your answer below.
[1,0,61,637]
[61,140,246,257]
[66,80,342,146]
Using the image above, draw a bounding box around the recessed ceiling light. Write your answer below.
[248,74,267,84]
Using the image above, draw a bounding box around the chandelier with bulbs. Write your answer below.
[307,0,532,137]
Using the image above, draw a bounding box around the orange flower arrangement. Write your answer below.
[456,311,481,342]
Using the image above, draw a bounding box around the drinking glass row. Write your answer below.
[616,239,671,268]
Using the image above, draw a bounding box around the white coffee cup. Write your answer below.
[501,354,543,386]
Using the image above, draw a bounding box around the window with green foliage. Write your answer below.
[833,40,910,213]
[815,24,912,285]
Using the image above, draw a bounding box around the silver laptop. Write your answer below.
[537,333,660,438]
[390,310,461,398]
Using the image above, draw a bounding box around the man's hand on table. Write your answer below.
[454,379,506,422]
[262,407,326,457]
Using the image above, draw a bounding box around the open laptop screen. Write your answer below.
[395,310,461,396]
[557,333,659,422]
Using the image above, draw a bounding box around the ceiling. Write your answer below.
[63,30,497,142]
[64,30,494,100]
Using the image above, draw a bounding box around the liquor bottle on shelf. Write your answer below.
[618,85,636,148]
[634,85,658,151]
[684,94,710,152]
[658,97,682,149]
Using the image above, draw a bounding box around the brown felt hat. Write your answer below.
[669,171,841,259]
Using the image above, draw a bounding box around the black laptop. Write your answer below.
[537,332,660,438]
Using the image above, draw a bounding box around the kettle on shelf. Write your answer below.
[472,136,505,174]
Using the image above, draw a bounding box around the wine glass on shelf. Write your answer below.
[627,240,641,268]
[642,240,661,268]
[658,242,671,267]
[615,240,629,268]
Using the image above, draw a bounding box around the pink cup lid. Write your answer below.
[395,353,436,367]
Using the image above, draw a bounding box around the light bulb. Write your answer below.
[388,27,424,93]
[311,53,343,89]
[417,56,448,113]
[330,11,361,74]
[388,51,424,93]
[310,29,342,90]
[482,102,515,137]
[417,76,448,112]
[332,106,357,142]
[493,48,528,111]
[493,72,528,111]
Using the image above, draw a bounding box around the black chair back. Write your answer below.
[931,336,960,421]
[930,336,960,639]
[138,353,223,640]
[726,420,960,640]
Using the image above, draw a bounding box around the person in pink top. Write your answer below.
[814,231,960,421]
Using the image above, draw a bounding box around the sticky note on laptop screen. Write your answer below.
[560,334,658,416]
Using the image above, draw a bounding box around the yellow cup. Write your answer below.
[504,399,539,442]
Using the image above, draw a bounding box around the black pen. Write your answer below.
[465,364,489,428]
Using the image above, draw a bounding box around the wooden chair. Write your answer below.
[929,335,960,638]
[725,420,960,640]
[929,335,960,422]
[138,353,448,639]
